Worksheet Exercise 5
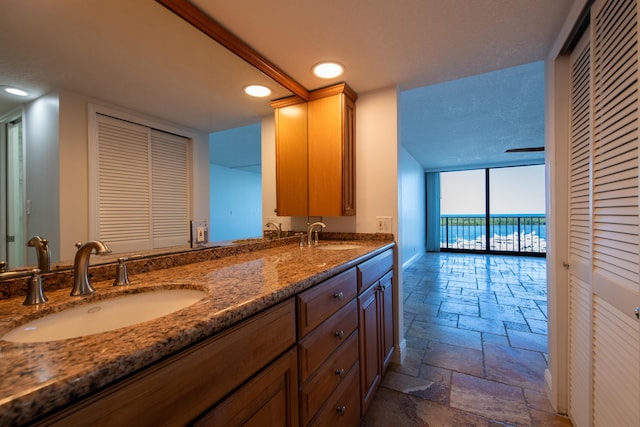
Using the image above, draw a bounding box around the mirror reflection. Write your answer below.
[0,0,291,269]
[209,123,263,242]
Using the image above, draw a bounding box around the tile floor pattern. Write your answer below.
[361,252,572,427]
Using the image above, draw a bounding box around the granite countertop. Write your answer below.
[0,240,394,425]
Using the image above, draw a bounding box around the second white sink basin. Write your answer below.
[2,289,206,343]
[316,244,362,250]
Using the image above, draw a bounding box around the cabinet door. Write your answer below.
[308,93,344,216]
[274,101,308,216]
[358,284,381,415]
[380,271,394,373]
[195,347,299,427]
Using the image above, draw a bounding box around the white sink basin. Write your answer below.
[316,244,362,250]
[2,289,206,343]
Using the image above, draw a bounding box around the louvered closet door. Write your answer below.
[96,115,153,253]
[150,129,191,249]
[590,0,640,425]
[568,30,593,427]
[94,114,192,253]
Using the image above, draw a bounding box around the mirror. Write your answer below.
[0,0,293,268]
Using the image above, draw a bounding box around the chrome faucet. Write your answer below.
[71,241,111,296]
[265,222,282,239]
[26,236,51,273]
[307,222,326,246]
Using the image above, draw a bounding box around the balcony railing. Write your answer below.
[440,214,546,255]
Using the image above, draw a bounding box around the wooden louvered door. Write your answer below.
[567,0,640,425]
[568,30,593,427]
[590,0,640,425]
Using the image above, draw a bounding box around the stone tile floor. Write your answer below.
[361,252,572,427]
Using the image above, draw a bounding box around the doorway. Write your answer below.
[1,115,25,268]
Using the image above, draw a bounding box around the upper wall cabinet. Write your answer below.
[272,83,357,217]
[272,100,309,217]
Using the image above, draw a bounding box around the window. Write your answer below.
[89,112,192,254]
[439,165,546,254]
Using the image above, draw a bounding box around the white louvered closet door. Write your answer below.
[93,114,192,253]
[96,115,153,253]
[588,0,640,425]
[568,30,593,427]
[149,129,191,249]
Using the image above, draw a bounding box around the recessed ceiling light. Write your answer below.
[4,86,28,97]
[313,62,344,79]
[244,85,271,97]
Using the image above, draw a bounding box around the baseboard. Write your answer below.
[391,338,407,365]
[544,368,556,411]
[402,252,423,270]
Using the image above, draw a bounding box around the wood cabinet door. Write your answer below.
[274,101,308,216]
[308,93,344,216]
[380,271,394,373]
[194,347,299,427]
[358,284,381,415]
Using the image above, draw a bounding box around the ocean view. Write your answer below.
[440,214,546,253]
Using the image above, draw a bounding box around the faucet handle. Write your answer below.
[113,257,131,286]
[0,261,7,273]
[23,269,47,306]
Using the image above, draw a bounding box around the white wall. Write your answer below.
[399,147,426,267]
[24,93,61,264]
[210,164,262,241]
[57,89,210,261]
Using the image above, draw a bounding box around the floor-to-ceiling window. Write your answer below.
[439,164,546,255]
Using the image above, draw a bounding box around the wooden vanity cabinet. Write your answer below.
[271,83,357,217]
[37,299,297,427]
[357,249,394,416]
[297,267,360,426]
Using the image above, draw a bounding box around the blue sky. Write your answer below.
[440,165,545,215]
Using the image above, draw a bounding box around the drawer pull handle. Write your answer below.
[336,405,346,416]
[335,368,346,378]
[335,330,345,339]
[334,292,344,301]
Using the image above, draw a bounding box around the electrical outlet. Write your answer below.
[376,216,392,233]
[190,220,208,248]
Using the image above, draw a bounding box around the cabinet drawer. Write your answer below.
[300,331,359,425]
[40,299,296,427]
[298,267,357,338]
[308,361,360,427]
[299,299,358,382]
[357,249,393,293]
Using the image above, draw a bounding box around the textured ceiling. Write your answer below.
[400,61,545,172]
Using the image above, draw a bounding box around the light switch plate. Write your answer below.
[190,220,208,248]
[376,216,392,233]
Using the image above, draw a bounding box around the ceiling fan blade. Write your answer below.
[504,146,545,153]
